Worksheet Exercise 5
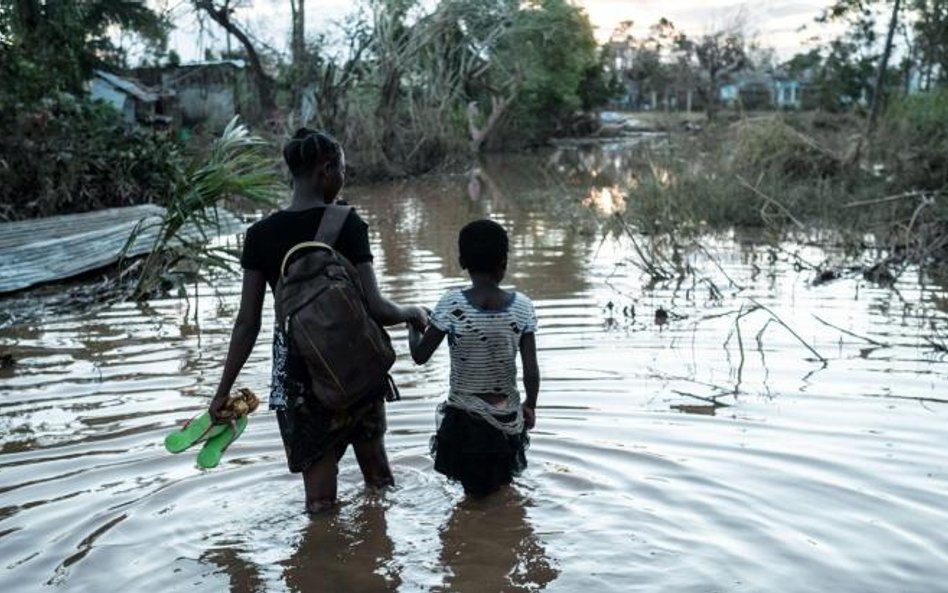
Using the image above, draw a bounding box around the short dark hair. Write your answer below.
[282,128,342,178]
[459,219,509,273]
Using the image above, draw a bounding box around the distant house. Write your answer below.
[773,78,803,109]
[133,60,254,129]
[719,82,741,107]
[719,71,811,111]
[88,70,174,127]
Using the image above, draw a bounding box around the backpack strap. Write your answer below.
[314,204,353,246]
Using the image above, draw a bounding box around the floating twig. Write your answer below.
[671,390,731,408]
[748,298,827,363]
[691,241,745,290]
[812,314,890,347]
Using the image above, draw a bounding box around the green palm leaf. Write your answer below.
[133,117,281,299]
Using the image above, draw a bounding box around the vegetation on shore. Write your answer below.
[1,0,612,219]
[128,118,281,300]
[611,90,948,283]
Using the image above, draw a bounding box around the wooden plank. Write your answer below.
[0,206,244,294]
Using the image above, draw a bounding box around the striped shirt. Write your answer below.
[430,288,537,405]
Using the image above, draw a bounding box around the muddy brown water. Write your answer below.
[2,144,948,592]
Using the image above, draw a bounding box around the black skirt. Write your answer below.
[431,404,529,497]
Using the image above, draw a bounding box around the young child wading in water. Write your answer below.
[409,220,540,497]
[209,129,427,514]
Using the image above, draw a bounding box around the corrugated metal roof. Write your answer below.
[89,78,131,112]
[178,59,247,69]
[93,70,159,102]
[0,206,244,294]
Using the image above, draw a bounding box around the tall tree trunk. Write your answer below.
[704,65,720,122]
[705,83,717,122]
[13,0,40,35]
[290,0,305,116]
[378,65,401,158]
[195,0,277,117]
[868,0,901,135]
[467,95,513,153]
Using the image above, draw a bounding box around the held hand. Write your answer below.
[406,306,429,332]
[522,404,536,430]
[208,393,234,424]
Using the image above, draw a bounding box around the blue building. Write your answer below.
[773,78,803,109]
[718,72,809,110]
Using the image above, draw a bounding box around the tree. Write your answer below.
[818,0,913,131]
[2,0,168,101]
[274,0,609,176]
[579,55,622,112]
[912,0,948,87]
[673,24,752,121]
[604,19,700,112]
[787,37,878,111]
[868,0,902,131]
[194,0,277,116]
[488,0,602,143]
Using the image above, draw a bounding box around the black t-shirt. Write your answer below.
[240,205,373,290]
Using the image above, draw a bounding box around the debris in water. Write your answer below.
[863,263,896,286]
[813,268,842,286]
[654,307,669,326]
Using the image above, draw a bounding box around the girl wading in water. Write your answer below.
[209,128,428,513]
[409,220,540,497]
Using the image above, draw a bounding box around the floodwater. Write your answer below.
[2,142,948,593]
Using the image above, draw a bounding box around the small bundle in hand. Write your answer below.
[224,387,260,417]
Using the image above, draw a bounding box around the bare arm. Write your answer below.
[408,323,446,365]
[356,262,426,328]
[209,269,266,420]
[520,332,540,429]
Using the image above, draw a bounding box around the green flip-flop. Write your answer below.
[196,416,248,469]
[164,411,228,454]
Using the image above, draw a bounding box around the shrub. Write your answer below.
[877,89,948,191]
[730,116,843,180]
[0,94,181,221]
[621,114,887,238]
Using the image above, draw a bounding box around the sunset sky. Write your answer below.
[163,0,839,64]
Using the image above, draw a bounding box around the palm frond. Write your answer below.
[133,117,282,299]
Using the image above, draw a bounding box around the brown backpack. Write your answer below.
[275,204,396,410]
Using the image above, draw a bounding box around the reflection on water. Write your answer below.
[437,490,558,593]
[285,499,399,593]
[201,547,265,593]
[2,139,948,592]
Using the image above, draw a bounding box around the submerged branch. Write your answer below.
[614,213,675,281]
[812,314,890,348]
[736,174,805,230]
[748,297,827,363]
[842,190,934,209]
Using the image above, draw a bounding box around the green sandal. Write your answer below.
[164,411,228,454]
[196,416,248,469]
